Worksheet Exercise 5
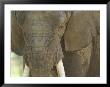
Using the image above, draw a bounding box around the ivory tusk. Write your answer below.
[22,64,30,77]
[56,59,66,77]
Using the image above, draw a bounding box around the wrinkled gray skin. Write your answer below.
[11,11,100,77]
[62,11,100,77]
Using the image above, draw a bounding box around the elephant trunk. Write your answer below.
[20,11,68,76]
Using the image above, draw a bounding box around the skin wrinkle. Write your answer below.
[22,11,67,76]
[62,11,100,77]
[11,11,100,77]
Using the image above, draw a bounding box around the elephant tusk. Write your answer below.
[22,64,30,77]
[56,59,66,77]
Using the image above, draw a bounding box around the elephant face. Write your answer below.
[12,11,70,76]
[11,11,100,77]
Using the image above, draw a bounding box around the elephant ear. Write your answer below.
[64,11,94,51]
[11,11,25,55]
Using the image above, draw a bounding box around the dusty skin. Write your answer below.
[11,11,100,77]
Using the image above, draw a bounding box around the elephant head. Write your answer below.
[11,11,100,77]
[11,11,71,77]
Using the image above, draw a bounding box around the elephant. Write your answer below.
[11,11,100,77]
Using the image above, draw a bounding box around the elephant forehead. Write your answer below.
[23,11,66,28]
[64,12,92,51]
